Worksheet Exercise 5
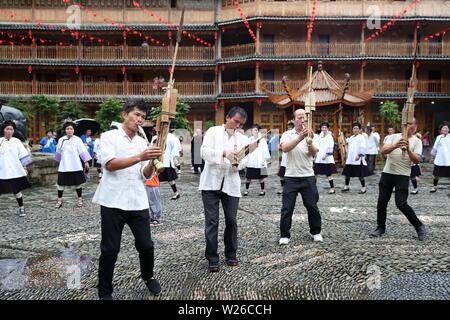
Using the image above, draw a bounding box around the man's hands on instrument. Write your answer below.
[296,127,310,141]
[395,138,409,150]
[139,147,162,161]
[223,149,237,162]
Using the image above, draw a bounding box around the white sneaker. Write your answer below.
[279,237,290,246]
[310,233,323,242]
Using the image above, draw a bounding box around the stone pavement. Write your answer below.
[0,163,449,300]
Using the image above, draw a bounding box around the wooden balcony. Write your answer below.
[0,45,214,61]
[0,81,215,96]
[223,42,450,58]
[226,79,450,94]
[221,0,450,19]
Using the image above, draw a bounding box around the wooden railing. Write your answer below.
[222,80,256,94]
[224,42,450,58]
[0,81,216,96]
[221,0,450,19]
[0,46,214,61]
[222,43,255,58]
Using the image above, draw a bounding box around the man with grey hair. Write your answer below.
[279,108,323,245]
[371,118,426,241]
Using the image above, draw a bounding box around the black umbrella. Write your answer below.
[74,118,100,137]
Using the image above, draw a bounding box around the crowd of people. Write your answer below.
[1,99,449,299]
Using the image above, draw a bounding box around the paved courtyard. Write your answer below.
[0,162,449,300]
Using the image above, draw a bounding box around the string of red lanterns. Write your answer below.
[70,1,166,47]
[234,0,256,43]
[365,0,421,43]
[306,0,317,43]
[423,26,450,41]
[0,9,121,46]
[131,1,213,47]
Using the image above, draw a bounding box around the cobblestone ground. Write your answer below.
[0,163,449,300]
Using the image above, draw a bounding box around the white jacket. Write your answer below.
[313,132,335,164]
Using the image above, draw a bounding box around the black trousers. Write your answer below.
[202,190,239,266]
[377,173,423,229]
[366,154,377,175]
[98,206,154,298]
[280,176,322,238]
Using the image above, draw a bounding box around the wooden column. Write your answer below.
[253,101,261,125]
[32,70,37,95]
[123,32,127,59]
[78,36,82,59]
[256,21,261,55]
[255,61,261,93]
[215,103,225,125]
[360,60,366,92]
[78,72,82,95]
[360,21,366,55]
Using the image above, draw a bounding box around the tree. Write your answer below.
[27,95,60,129]
[56,101,87,132]
[379,101,401,131]
[6,98,32,122]
[95,97,123,131]
[148,99,191,132]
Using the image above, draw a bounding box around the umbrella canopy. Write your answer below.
[74,118,100,137]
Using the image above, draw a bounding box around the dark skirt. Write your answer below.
[433,165,450,177]
[93,158,101,168]
[246,167,268,180]
[342,164,370,178]
[57,171,86,186]
[410,165,421,178]
[159,167,178,182]
[314,163,338,176]
[0,176,31,195]
[277,166,286,178]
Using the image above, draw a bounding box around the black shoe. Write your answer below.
[226,260,238,267]
[99,293,113,300]
[341,187,350,193]
[171,193,180,200]
[416,225,426,241]
[370,227,385,237]
[208,265,219,273]
[145,278,161,296]
[430,187,437,193]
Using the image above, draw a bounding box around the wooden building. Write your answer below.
[0,0,449,143]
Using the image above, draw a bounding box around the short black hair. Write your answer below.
[252,124,261,131]
[2,120,16,131]
[439,121,449,131]
[320,121,330,128]
[352,122,361,129]
[226,106,247,122]
[123,98,148,114]
[46,129,53,134]
[63,121,76,131]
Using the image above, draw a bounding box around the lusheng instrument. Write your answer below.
[149,8,185,173]
[402,35,418,154]
[232,130,271,167]
[336,73,351,166]
[304,65,316,145]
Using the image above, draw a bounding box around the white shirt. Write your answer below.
[313,132,335,164]
[93,138,101,162]
[55,135,91,172]
[0,137,31,179]
[383,134,394,144]
[365,132,380,155]
[199,125,249,197]
[164,133,181,168]
[431,134,450,166]
[383,133,422,176]
[280,152,287,167]
[346,134,368,166]
[246,135,270,168]
[92,126,150,211]
[280,129,317,178]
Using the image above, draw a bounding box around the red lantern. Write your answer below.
[122,66,126,75]
[75,66,80,74]
[221,64,225,71]
[214,102,218,110]
[27,65,32,74]
[256,98,263,106]
[220,100,225,107]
